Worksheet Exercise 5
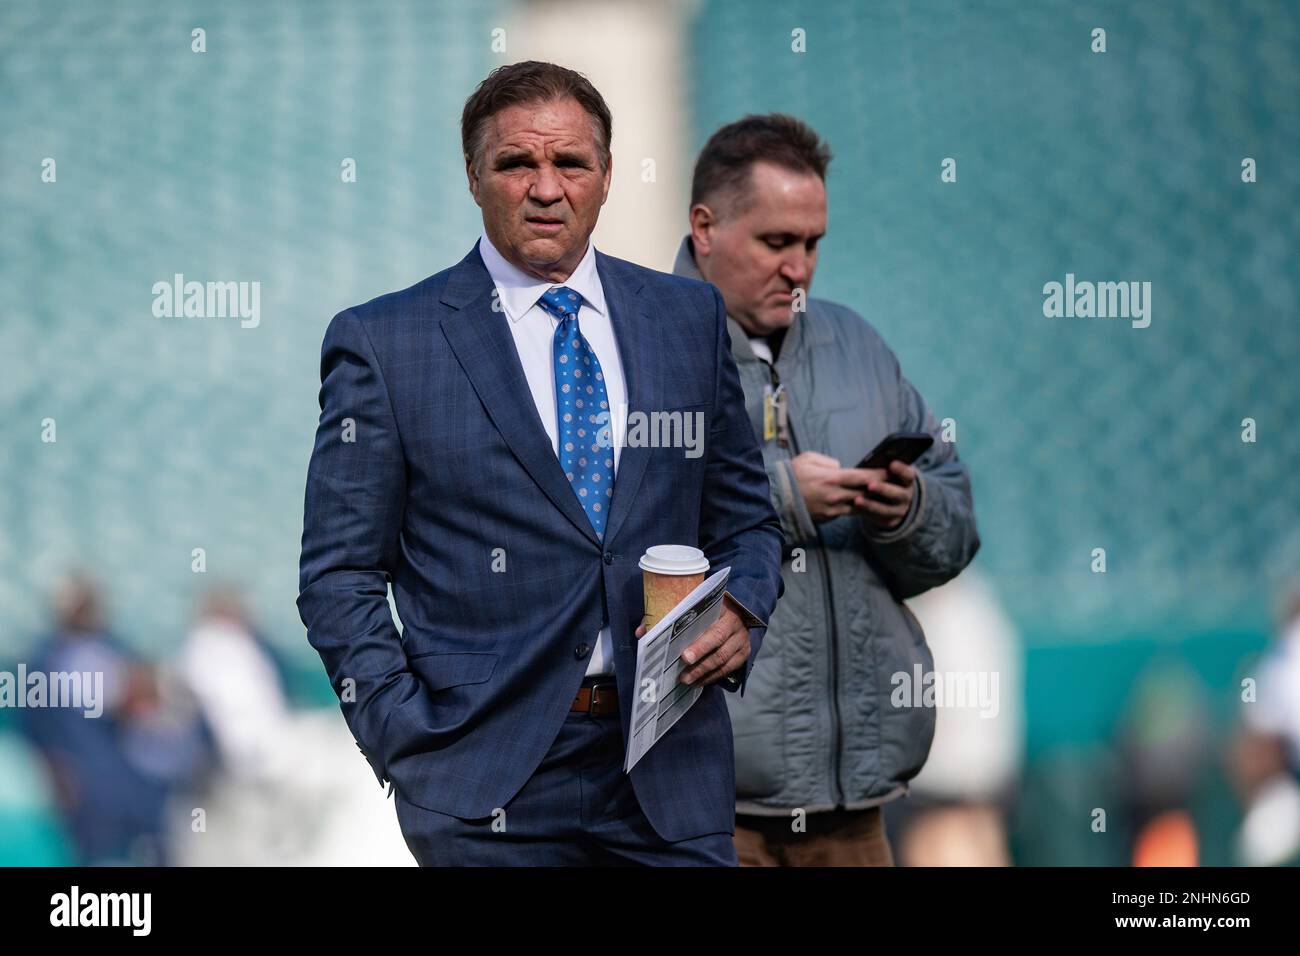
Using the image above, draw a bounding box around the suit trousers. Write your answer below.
[733,806,895,866]
[393,708,737,866]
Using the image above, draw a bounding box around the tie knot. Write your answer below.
[538,286,583,320]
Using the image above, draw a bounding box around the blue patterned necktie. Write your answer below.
[536,286,615,538]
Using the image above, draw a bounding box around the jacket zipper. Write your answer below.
[763,358,844,808]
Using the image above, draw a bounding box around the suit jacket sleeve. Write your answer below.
[297,309,427,789]
[696,285,786,695]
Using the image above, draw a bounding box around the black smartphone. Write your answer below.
[855,432,934,470]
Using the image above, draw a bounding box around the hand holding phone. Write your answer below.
[855,432,933,471]
[845,432,931,529]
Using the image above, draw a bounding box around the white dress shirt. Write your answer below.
[477,231,627,677]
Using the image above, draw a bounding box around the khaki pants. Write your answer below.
[734,806,895,867]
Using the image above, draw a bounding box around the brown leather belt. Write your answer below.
[571,678,619,715]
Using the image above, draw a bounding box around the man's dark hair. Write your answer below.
[461,60,613,173]
[690,113,831,215]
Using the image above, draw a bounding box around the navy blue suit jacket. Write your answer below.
[297,242,784,842]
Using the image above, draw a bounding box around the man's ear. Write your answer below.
[689,203,717,256]
[599,151,613,205]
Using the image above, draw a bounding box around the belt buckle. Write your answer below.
[588,680,615,713]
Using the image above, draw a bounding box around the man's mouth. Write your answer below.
[526,216,565,228]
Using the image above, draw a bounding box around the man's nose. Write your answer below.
[781,252,812,287]
[529,165,564,204]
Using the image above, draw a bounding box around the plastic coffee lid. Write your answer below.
[638,544,710,575]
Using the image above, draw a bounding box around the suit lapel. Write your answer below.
[438,242,601,547]
[436,244,659,551]
[598,251,658,548]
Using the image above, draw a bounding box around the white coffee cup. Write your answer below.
[639,545,710,632]
[638,544,710,576]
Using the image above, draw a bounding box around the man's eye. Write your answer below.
[764,238,786,250]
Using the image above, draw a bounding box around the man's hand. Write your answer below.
[790,451,917,529]
[633,604,750,686]
[791,451,868,522]
[843,459,917,530]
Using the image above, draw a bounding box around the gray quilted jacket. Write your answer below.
[673,238,980,815]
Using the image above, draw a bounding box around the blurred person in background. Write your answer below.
[172,584,302,865]
[1230,581,1300,866]
[673,114,980,866]
[178,584,292,781]
[1116,660,1212,867]
[18,572,208,865]
[173,585,415,866]
[883,570,1022,866]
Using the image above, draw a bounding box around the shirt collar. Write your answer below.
[477,230,607,323]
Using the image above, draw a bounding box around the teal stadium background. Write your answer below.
[2,0,1297,863]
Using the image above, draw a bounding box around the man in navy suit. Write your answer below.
[297,60,784,865]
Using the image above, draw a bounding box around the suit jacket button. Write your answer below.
[575,643,591,659]
[603,551,613,565]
